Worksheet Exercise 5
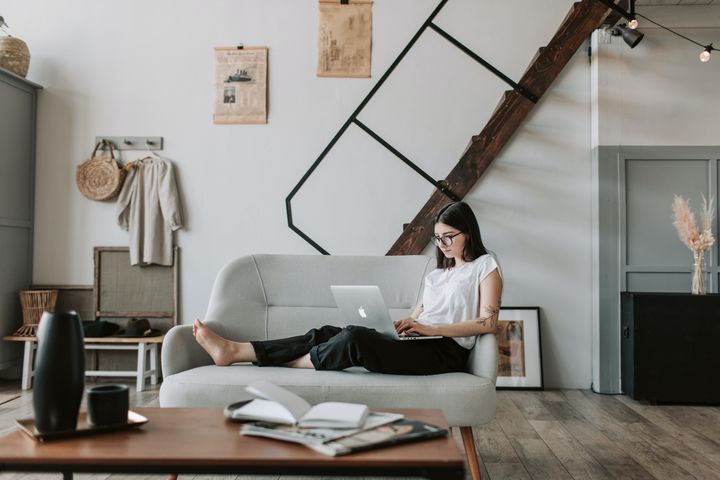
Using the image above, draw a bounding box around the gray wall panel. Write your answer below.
[625,159,709,267]
[626,272,704,292]
[0,80,33,222]
[593,146,621,394]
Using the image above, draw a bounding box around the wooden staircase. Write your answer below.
[388,0,624,255]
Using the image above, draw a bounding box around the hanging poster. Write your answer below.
[213,47,268,124]
[317,0,373,78]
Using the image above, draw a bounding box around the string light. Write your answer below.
[627,0,638,30]
[636,13,718,64]
[700,45,712,63]
[596,0,718,63]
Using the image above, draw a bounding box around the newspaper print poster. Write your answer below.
[317,0,373,78]
[213,47,267,124]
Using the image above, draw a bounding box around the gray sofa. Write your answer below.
[160,254,497,478]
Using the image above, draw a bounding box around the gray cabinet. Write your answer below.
[0,68,41,372]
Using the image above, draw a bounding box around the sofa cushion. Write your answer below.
[159,364,496,426]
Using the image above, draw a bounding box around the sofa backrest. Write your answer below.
[204,254,435,342]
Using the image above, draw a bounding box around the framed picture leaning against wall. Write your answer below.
[495,306,543,390]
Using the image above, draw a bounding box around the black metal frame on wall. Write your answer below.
[286,0,538,254]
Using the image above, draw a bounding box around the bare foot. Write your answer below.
[286,353,314,369]
[193,319,244,366]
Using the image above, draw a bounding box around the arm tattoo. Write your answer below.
[475,305,500,327]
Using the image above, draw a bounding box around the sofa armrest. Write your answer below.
[161,325,213,377]
[466,333,498,383]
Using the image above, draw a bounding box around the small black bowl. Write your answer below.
[86,384,129,426]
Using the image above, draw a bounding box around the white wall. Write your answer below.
[4,0,598,388]
[594,6,720,147]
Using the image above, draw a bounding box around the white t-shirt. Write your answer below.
[416,253,502,349]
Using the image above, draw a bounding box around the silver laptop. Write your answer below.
[330,285,443,341]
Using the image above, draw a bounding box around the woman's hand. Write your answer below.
[395,318,441,336]
[405,322,440,337]
[393,317,416,334]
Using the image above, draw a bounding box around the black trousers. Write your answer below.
[251,325,470,375]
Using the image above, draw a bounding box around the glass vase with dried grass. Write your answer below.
[672,195,715,295]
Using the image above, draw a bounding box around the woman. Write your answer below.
[194,201,502,375]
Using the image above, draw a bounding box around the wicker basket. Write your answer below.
[15,289,58,336]
[0,36,31,78]
[76,141,126,201]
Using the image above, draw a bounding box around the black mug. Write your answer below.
[86,384,129,426]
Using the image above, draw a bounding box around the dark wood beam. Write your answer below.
[599,0,630,27]
[387,0,619,256]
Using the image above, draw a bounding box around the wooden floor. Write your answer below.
[1,381,719,480]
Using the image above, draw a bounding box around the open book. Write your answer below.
[230,380,370,428]
[239,411,404,447]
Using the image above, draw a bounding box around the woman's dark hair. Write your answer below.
[433,201,488,269]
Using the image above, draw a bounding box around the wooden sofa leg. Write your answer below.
[460,426,482,480]
[167,474,177,480]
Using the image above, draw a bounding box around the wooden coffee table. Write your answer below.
[0,407,465,479]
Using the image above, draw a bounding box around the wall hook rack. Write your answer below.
[95,136,163,151]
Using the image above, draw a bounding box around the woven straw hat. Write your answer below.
[76,140,126,201]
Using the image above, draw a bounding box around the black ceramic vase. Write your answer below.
[32,311,85,433]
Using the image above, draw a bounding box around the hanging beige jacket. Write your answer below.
[116,157,183,266]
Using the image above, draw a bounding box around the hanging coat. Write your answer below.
[116,157,183,266]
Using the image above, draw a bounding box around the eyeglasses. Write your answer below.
[432,231,463,247]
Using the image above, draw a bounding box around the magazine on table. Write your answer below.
[228,380,370,428]
[308,418,449,456]
[239,411,405,446]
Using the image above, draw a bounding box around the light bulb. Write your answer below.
[628,18,639,29]
[700,48,711,63]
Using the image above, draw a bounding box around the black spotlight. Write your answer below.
[612,24,644,48]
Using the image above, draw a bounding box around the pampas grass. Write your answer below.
[672,195,715,253]
[672,194,715,294]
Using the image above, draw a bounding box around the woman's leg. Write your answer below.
[310,325,470,374]
[251,325,342,366]
[193,319,256,365]
[193,319,342,368]
[285,354,313,368]
[194,321,469,373]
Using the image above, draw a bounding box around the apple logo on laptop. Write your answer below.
[357,306,367,318]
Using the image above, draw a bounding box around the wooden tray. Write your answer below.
[16,410,148,442]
